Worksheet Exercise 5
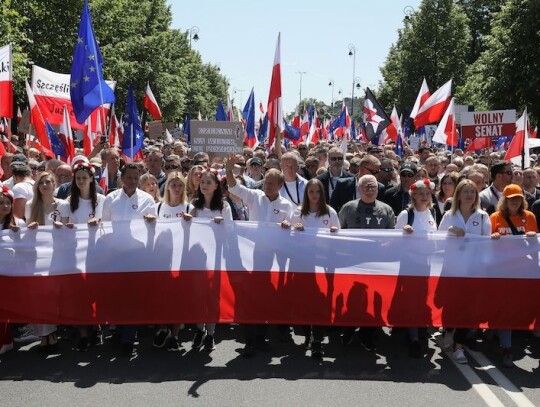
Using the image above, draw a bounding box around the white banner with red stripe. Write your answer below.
[31,65,115,129]
[1,220,539,328]
[0,43,13,118]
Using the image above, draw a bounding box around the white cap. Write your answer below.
[72,155,89,165]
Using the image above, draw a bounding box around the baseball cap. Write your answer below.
[11,153,28,165]
[250,157,263,166]
[72,155,90,165]
[503,184,524,198]
[399,162,418,175]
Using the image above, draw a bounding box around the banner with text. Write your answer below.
[190,120,244,156]
[461,109,516,139]
[1,221,540,329]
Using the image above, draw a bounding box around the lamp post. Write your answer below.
[403,6,414,20]
[328,79,335,117]
[295,71,307,109]
[189,26,200,48]
[348,44,356,118]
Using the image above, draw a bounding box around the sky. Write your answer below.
[169,0,422,116]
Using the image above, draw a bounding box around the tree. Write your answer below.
[458,0,540,123]
[378,0,471,118]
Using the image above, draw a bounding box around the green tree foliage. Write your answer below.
[459,0,540,122]
[378,0,471,117]
[6,0,228,122]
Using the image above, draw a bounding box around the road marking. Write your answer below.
[434,335,505,407]
[467,348,536,407]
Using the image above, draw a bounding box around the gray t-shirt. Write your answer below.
[338,199,396,229]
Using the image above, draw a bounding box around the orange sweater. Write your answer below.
[490,210,538,236]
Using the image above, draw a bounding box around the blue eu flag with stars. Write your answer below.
[70,0,115,125]
[45,120,66,158]
[122,83,144,158]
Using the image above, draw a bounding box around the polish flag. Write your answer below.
[143,82,162,120]
[164,128,174,144]
[94,111,103,147]
[266,33,283,147]
[58,105,75,163]
[83,114,94,156]
[16,106,22,125]
[25,80,53,158]
[505,109,530,169]
[414,79,452,128]
[0,44,13,118]
[432,97,458,147]
[259,102,264,114]
[307,107,318,145]
[108,105,120,148]
[381,105,401,142]
[466,136,492,153]
[99,164,109,195]
[226,95,234,122]
[409,78,430,119]
[299,107,309,139]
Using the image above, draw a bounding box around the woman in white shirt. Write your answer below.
[189,169,232,352]
[153,171,192,352]
[437,179,491,365]
[394,179,437,358]
[58,162,104,351]
[291,178,340,232]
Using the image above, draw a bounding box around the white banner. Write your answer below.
[0,43,12,81]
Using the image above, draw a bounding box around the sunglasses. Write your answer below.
[329,156,344,161]
[380,167,393,173]
[500,171,513,176]
[361,184,378,191]
[164,164,180,170]
[362,166,380,175]
[250,163,261,167]
[237,163,246,167]
[400,172,415,178]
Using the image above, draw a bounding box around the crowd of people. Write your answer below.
[1,135,539,367]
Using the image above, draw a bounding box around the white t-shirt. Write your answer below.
[101,188,156,221]
[57,194,106,224]
[25,199,66,226]
[191,202,233,221]
[157,202,190,219]
[12,180,34,201]
[230,183,293,223]
[395,208,437,232]
[291,207,341,229]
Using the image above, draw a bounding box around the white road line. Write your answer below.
[467,348,536,407]
[434,336,505,407]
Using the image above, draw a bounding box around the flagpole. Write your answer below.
[521,107,527,170]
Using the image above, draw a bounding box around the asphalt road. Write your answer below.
[1,325,539,407]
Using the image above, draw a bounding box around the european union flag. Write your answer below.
[122,83,144,158]
[283,121,300,141]
[45,120,66,158]
[242,89,255,141]
[215,100,227,121]
[70,0,115,125]
[395,129,404,158]
[329,108,347,133]
[258,114,268,143]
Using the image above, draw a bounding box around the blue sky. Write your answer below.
[169,0,422,116]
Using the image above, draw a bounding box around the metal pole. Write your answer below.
[296,71,306,110]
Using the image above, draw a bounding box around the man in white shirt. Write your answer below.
[101,163,156,357]
[279,152,307,207]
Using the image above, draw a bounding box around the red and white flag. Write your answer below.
[409,78,430,119]
[266,33,283,147]
[381,105,401,143]
[259,101,264,114]
[164,128,174,144]
[307,107,319,145]
[99,164,109,195]
[0,44,13,119]
[505,109,530,169]
[58,104,75,163]
[226,95,235,122]
[16,106,22,124]
[414,79,452,128]
[25,79,53,157]
[143,82,162,120]
[432,97,458,147]
[108,105,120,148]
[83,114,94,156]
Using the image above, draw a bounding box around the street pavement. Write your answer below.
[1,325,539,407]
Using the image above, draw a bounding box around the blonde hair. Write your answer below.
[449,179,479,215]
[29,172,57,225]
[139,173,161,203]
[162,171,187,205]
[186,165,204,199]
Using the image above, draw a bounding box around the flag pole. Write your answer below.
[521,107,527,170]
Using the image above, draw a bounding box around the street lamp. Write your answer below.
[189,26,200,47]
[403,6,414,20]
[296,71,307,109]
[348,44,356,117]
[354,77,361,96]
[328,79,335,116]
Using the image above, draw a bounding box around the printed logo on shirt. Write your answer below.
[132,204,138,210]
[473,221,479,226]
[273,209,280,214]
[323,219,329,225]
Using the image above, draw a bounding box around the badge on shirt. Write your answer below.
[132,204,139,210]
[323,219,329,225]
[273,209,280,214]
[473,221,479,226]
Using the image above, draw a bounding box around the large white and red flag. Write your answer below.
[432,97,458,147]
[307,107,319,145]
[0,43,13,118]
[25,79,53,158]
[409,77,430,120]
[31,65,115,130]
[1,220,540,329]
[381,105,401,143]
[83,114,94,156]
[414,79,452,128]
[266,33,283,147]
[505,109,530,169]
[58,104,75,163]
[99,163,109,195]
[143,82,162,120]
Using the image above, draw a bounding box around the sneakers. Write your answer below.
[203,334,216,351]
[167,336,181,352]
[153,328,171,348]
[14,328,39,344]
[502,349,513,368]
[311,341,324,359]
[0,342,13,355]
[453,348,468,364]
[409,340,422,358]
[192,329,207,349]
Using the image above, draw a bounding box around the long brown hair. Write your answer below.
[300,178,330,217]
